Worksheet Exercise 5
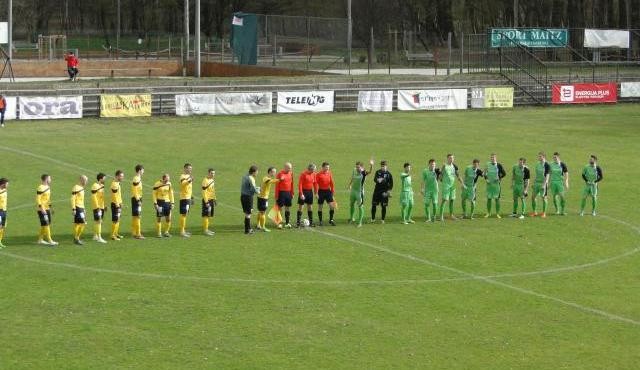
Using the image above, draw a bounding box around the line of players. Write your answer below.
[238,152,603,234]
[0,163,216,247]
[0,152,603,246]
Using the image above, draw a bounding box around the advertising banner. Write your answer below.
[552,83,617,104]
[357,91,393,112]
[1,96,17,120]
[100,94,152,118]
[584,29,629,49]
[490,28,568,48]
[18,96,83,120]
[620,82,640,98]
[397,89,467,111]
[470,88,485,108]
[484,87,514,108]
[175,93,272,116]
[276,91,334,113]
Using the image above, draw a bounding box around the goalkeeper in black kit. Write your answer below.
[371,160,394,223]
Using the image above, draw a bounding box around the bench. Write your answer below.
[405,50,435,66]
[68,67,163,78]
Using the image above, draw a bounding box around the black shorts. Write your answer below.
[317,189,334,204]
[276,191,292,208]
[93,208,104,221]
[180,199,192,215]
[131,197,142,217]
[297,190,314,205]
[38,210,52,226]
[257,197,268,212]
[202,199,215,217]
[155,200,172,217]
[241,195,253,214]
[74,207,86,224]
[0,210,6,227]
[372,191,390,206]
[111,203,122,222]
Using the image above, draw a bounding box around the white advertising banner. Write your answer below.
[621,82,640,98]
[1,97,17,120]
[175,93,272,116]
[19,96,83,120]
[276,91,334,113]
[584,29,630,49]
[397,89,467,111]
[357,91,393,112]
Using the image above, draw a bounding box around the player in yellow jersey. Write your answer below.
[36,174,58,246]
[178,163,194,238]
[131,164,145,239]
[90,173,107,244]
[110,170,125,240]
[152,173,174,238]
[71,175,88,245]
[0,178,9,248]
[201,168,217,236]
[256,167,280,232]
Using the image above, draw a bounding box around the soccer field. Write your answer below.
[1,105,639,369]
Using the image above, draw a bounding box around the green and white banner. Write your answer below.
[490,28,568,48]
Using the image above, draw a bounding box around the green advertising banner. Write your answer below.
[490,28,568,48]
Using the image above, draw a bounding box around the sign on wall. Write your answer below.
[397,89,467,111]
[357,91,393,112]
[276,91,334,113]
[552,83,617,104]
[175,93,272,116]
[19,96,83,120]
[490,28,568,48]
[100,94,152,118]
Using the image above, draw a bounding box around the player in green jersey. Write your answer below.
[461,159,483,219]
[550,152,569,215]
[483,153,507,218]
[420,159,441,222]
[530,152,551,218]
[510,158,531,219]
[399,162,415,224]
[348,159,374,227]
[439,154,464,221]
[580,154,603,216]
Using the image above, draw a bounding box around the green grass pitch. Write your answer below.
[1,105,639,369]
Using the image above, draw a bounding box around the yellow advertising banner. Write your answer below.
[484,87,514,108]
[100,94,152,117]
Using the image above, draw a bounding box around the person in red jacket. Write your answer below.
[297,163,317,227]
[64,51,79,81]
[275,162,294,228]
[315,162,336,226]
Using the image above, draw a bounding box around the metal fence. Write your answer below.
[6,77,640,118]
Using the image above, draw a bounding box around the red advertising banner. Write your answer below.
[552,83,618,104]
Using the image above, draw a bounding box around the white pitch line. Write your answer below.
[2,144,640,326]
[0,250,475,286]
[311,227,640,326]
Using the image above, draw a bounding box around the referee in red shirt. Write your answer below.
[275,163,294,228]
[315,162,336,226]
[297,164,317,227]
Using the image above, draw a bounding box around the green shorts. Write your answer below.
[582,183,598,197]
[551,181,565,196]
[423,191,438,205]
[350,191,364,206]
[461,187,476,201]
[400,191,414,205]
[442,186,456,201]
[486,182,501,199]
[513,185,525,198]
[533,183,547,198]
